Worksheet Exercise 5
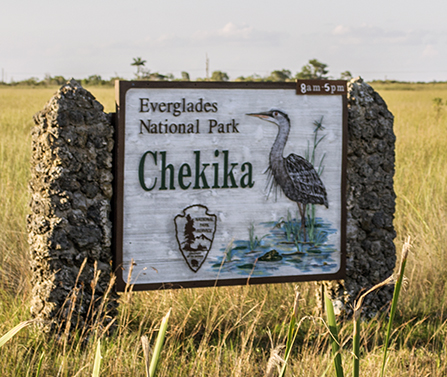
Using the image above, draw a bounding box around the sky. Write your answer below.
[1,0,447,83]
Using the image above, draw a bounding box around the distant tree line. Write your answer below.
[129,57,353,82]
[0,59,356,87]
[0,73,123,87]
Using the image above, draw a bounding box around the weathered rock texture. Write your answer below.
[325,77,396,317]
[28,80,118,331]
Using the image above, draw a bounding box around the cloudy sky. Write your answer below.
[1,0,446,82]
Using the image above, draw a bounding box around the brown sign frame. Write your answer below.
[113,80,347,291]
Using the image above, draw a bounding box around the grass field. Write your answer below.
[0,82,446,376]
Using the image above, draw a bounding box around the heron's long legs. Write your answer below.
[297,203,307,242]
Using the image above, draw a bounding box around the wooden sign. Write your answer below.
[114,81,347,291]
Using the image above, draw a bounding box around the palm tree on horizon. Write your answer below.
[131,57,147,79]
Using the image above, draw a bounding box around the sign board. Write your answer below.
[114,81,347,291]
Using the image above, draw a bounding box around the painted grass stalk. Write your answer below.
[248,223,267,250]
[380,237,411,377]
[304,116,326,242]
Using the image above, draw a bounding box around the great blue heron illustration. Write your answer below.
[247,109,328,241]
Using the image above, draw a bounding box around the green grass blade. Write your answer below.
[92,340,101,377]
[352,316,360,377]
[0,320,34,348]
[278,325,300,377]
[351,272,395,377]
[278,315,297,377]
[35,352,45,377]
[325,294,344,377]
[278,291,302,377]
[380,240,410,377]
[149,308,171,377]
[284,312,296,357]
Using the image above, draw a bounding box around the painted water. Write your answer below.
[208,212,338,277]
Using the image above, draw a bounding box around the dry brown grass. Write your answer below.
[0,82,446,375]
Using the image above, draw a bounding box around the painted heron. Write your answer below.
[247,109,328,241]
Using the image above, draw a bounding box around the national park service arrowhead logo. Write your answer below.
[174,205,217,272]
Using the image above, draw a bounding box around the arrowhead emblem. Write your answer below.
[174,205,217,272]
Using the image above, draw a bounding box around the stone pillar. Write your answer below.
[28,80,118,331]
[326,77,397,317]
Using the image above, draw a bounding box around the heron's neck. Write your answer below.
[270,121,290,168]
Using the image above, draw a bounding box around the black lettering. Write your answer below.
[150,121,157,133]
[169,123,177,133]
[196,228,212,233]
[140,98,149,112]
[140,119,150,134]
[173,102,182,116]
[158,121,168,134]
[231,119,240,133]
[208,119,217,133]
[187,123,195,133]
[195,98,203,112]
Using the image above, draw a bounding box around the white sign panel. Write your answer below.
[114,81,346,290]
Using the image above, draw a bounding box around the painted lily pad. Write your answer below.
[259,249,283,262]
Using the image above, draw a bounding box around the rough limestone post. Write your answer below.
[28,80,118,331]
[325,77,397,317]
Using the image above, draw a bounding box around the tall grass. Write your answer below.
[0,82,446,375]
[377,86,447,317]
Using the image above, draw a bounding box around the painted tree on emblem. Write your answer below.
[183,214,196,250]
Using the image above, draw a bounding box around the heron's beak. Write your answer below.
[246,111,272,121]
